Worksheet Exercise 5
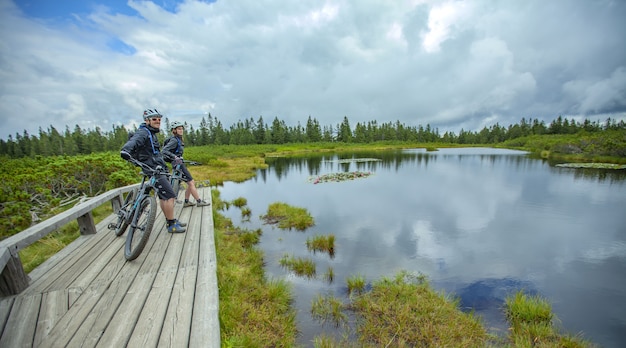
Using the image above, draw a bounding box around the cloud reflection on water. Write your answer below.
[220,148,626,347]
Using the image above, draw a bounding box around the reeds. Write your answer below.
[306,234,335,257]
[279,254,316,278]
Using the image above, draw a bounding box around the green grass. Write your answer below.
[231,197,247,208]
[278,254,316,278]
[306,234,335,257]
[310,294,348,328]
[346,274,366,296]
[323,266,335,284]
[213,190,298,347]
[504,291,592,347]
[261,202,315,231]
[348,271,488,347]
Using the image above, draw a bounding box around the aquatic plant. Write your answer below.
[261,202,314,231]
[306,234,335,257]
[308,171,373,184]
[279,254,316,278]
[311,294,348,328]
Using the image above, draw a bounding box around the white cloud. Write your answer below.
[0,0,625,139]
[421,0,471,53]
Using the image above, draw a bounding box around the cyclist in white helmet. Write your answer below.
[120,109,186,233]
[162,121,210,207]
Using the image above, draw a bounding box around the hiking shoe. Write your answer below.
[197,200,211,207]
[183,201,195,208]
[167,222,186,233]
[175,219,187,227]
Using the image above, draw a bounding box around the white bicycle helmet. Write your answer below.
[170,121,184,130]
[143,109,162,119]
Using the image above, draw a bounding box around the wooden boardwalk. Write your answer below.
[0,187,219,347]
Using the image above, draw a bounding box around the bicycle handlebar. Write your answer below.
[183,160,203,166]
[128,158,168,177]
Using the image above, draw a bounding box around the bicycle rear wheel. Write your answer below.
[125,195,157,261]
[115,189,136,236]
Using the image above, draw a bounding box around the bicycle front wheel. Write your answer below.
[115,189,136,236]
[125,195,157,261]
[172,178,181,197]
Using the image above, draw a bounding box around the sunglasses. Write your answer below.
[150,117,162,121]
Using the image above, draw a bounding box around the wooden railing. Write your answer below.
[0,184,138,296]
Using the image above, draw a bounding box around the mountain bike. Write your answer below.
[108,159,167,260]
[170,159,202,195]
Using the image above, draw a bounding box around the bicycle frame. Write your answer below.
[128,173,155,224]
[109,159,169,260]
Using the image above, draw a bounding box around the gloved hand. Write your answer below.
[120,150,132,161]
[172,157,183,167]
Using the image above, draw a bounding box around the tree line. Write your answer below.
[1,114,625,158]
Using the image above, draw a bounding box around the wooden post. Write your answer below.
[111,194,123,212]
[77,212,96,235]
[0,247,30,296]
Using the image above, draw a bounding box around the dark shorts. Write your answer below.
[179,164,194,182]
[155,174,177,200]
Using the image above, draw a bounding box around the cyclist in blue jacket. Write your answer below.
[162,121,210,207]
[120,109,186,233]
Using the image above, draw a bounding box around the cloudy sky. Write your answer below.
[1,0,625,140]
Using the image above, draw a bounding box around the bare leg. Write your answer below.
[185,179,202,201]
[160,198,176,220]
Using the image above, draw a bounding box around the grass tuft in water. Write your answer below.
[261,202,314,231]
[504,291,592,347]
[346,274,366,296]
[505,291,553,326]
[231,197,247,208]
[279,254,316,278]
[306,234,335,257]
[324,267,334,284]
[350,270,488,347]
[240,207,252,220]
[311,294,348,328]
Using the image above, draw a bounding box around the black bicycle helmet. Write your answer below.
[143,109,162,119]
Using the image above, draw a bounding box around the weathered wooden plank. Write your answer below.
[0,186,220,347]
[33,219,157,347]
[58,211,162,301]
[38,229,121,295]
[0,184,137,260]
[190,189,220,348]
[0,297,15,338]
[77,211,97,235]
[33,289,69,347]
[100,207,190,347]
[0,294,41,347]
[158,200,203,347]
[50,218,172,347]
[65,233,125,307]
[37,262,139,348]
[26,214,117,290]
[0,248,30,296]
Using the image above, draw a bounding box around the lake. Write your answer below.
[218,147,626,347]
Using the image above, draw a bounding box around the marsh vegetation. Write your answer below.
[7,125,623,346]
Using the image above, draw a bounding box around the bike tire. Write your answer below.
[115,189,136,236]
[172,178,181,196]
[125,195,157,261]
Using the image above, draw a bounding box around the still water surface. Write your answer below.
[219,148,626,347]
